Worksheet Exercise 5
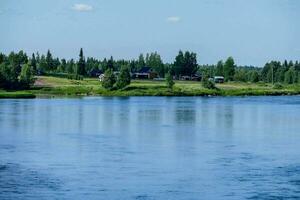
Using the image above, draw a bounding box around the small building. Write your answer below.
[214,76,225,83]
[180,74,202,81]
[180,76,191,81]
[89,69,103,77]
[191,74,202,81]
[99,74,105,82]
[134,67,158,79]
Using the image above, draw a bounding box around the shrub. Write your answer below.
[116,66,131,89]
[273,83,283,89]
[102,69,116,90]
[202,78,217,89]
[165,72,175,89]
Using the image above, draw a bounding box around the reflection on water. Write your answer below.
[1,96,300,199]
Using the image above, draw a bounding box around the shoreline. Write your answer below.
[1,76,300,99]
[1,89,300,99]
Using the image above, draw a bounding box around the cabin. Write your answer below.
[214,76,225,83]
[134,67,158,79]
[89,69,103,77]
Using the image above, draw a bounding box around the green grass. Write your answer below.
[3,76,300,98]
[0,90,36,99]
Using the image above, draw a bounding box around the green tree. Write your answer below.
[165,72,175,89]
[19,64,35,89]
[234,68,247,82]
[30,53,37,74]
[66,59,75,74]
[102,68,116,90]
[137,54,145,71]
[215,60,224,76]
[284,67,296,84]
[224,57,235,81]
[146,52,165,77]
[249,71,259,83]
[173,50,185,77]
[116,66,131,89]
[60,59,67,72]
[173,51,198,77]
[77,48,86,75]
[46,50,53,71]
[0,63,18,89]
[37,55,47,74]
[183,51,198,76]
[107,56,114,70]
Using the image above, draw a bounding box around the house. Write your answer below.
[214,76,225,83]
[134,67,158,79]
[89,69,103,77]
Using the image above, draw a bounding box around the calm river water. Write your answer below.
[1,96,300,199]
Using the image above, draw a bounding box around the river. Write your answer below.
[1,96,300,199]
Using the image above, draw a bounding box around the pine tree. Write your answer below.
[31,53,37,74]
[46,50,53,71]
[77,48,86,76]
[116,66,131,89]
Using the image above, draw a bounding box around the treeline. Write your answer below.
[199,58,300,84]
[1,48,300,90]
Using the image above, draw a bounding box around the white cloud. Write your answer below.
[166,16,181,23]
[72,4,93,12]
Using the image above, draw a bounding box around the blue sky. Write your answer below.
[0,0,299,66]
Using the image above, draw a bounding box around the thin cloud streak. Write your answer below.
[72,4,93,12]
[166,16,181,23]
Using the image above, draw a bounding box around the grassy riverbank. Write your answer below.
[0,91,36,99]
[1,76,300,98]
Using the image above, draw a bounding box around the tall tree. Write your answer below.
[31,53,37,74]
[224,57,235,81]
[46,50,53,71]
[215,60,224,76]
[146,52,165,77]
[173,51,198,77]
[137,54,145,71]
[19,64,35,89]
[173,50,185,77]
[77,48,86,75]
[67,59,75,74]
[183,51,198,76]
[107,56,114,70]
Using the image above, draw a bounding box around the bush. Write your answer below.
[202,78,217,89]
[67,74,83,80]
[165,72,175,89]
[102,69,116,90]
[273,83,283,89]
[116,66,131,89]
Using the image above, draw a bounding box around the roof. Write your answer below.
[214,76,224,79]
[138,67,152,73]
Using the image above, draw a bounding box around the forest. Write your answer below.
[1,48,300,91]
